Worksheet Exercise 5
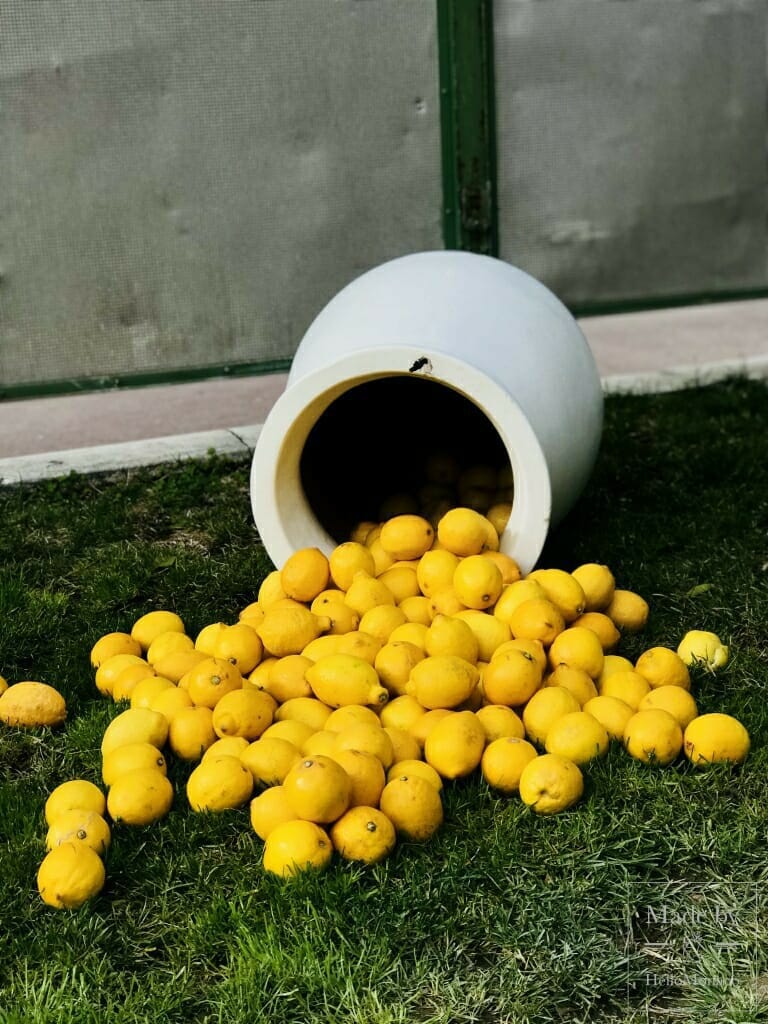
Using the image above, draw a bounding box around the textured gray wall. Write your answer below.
[494,0,767,306]
[0,1,442,387]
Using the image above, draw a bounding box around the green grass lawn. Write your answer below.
[1,379,767,1024]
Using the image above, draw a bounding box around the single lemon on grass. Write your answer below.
[46,810,111,856]
[380,694,427,733]
[250,786,299,840]
[582,695,634,741]
[379,514,434,560]
[212,688,275,740]
[281,547,330,602]
[677,630,729,670]
[262,719,315,749]
[212,623,264,675]
[406,655,478,710]
[453,555,503,610]
[522,686,580,747]
[131,610,185,651]
[544,711,609,764]
[330,806,396,864]
[377,566,420,604]
[0,682,66,728]
[639,686,698,729]
[606,590,649,633]
[374,641,424,697]
[203,736,250,761]
[94,654,147,697]
[519,753,584,814]
[302,730,339,758]
[283,755,351,823]
[263,819,333,877]
[168,706,217,761]
[570,563,615,611]
[102,742,167,786]
[306,654,388,708]
[384,726,421,763]
[334,722,394,769]
[482,649,542,707]
[153,649,209,683]
[635,647,691,690]
[507,599,565,648]
[544,665,597,707]
[101,707,168,756]
[481,737,538,794]
[624,709,683,765]
[344,572,397,616]
[90,632,141,668]
[436,507,491,556]
[425,614,479,663]
[112,662,158,703]
[187,755,254,811]
[599,670,651,710]
[492,579,546,626]
[241,737,302,787]
[683,713,749,765]
[424,710,486,779]
[493,637,547,675]
[257,606,329,658]
[186,657,243,709]
[335,630,383,665]
[527,569,586,622]
[548,626,604,679]
[194,621,228,656]
[275,696,332,732]
[475,705,525,742]
[387,759,442,791]
[37,842,105,909]
[398,595,433,626]
[45,780,105,826]
[331,749,386,807]
[149,685,194,722]
[359,605,407,645]
[417,549,460,598]
[107,769,173,825]
[147,631,194,666]
[379,774,443,841]
[570,613,620,652]
[329,541,376,591]
[410,709,454,748]
[455,609,510,662]
[130,674,175,710]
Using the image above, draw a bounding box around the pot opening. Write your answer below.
[299,375,513,544]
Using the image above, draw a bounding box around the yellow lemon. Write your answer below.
[186,657,243,709]
[570,612,620,652]
[507,599,565,647]
[548,626,604,679]
[0,675,7,696]
[275,696,332,732]
[45,810,111,857]
[417,549,460,598]
[146,631,194,666]
[306,654,388,708]
[475,705,525,742]
[101,707,168,756]
[406,655,478,710]
[107,769,174,825]
[599,670,651,710]
[380,694,427,733]
[527,569,586,623]
[280,547,330,603]
[343,572,396,617]
[37,842,105,909]
[544,665,598,707]
[481,737,538,793]
[258,570,288,609]
[45,779,105,826]
[455,610,510,662]
[239,601,265,629]
[384,725,421,763]
[493,637,547,675]
[333,722,394,769]
[94,654,147,697]
[203,736,250,761]
[250,786,299,840]
[635,647,691,690]
[194,621,229,656]
[261,720,315,749]
[486,502,512,537]
[387,759,442,791]
[597,654,635,688]
[437,507,493,556]
[335,630,384,665]
[424,710,486,779]
[351,520,378,544]
[428,587,467,618]
[377,566,421,604]
[368,537,395,575]
[153,649,209,684]
[187,755,254,811]
[570,563,615,611]
[606,590,649,633]
[130,674,175,710]
[330,806,396,864]
[282,755,351,823]
[453,555,503,610]
[112,662,158,703]
[379,514,434,560]
[519,754,584,814]
[168,706,217,761]
[329,542,376,591]
[131,610,185,651]
[90,632,141,669]
[639,686,698,729]
[522,686,580,747]
[302,730,339,758]
[257,606,328,658]
[263,820,332,877]
[544,711,609,764]
[379,775,443,841]
[683,713,749,765]
[583,695,634,741]
[212,623,264,675]
[246,656,279,692]
[388,622,429,650]
[374,641,425,697]
[492,579,547,625]
[0,682,66,728]
[398,595,433,626]
[359,605,407,645]
[102,742,167,787]
[211,688,275,741]
[425,614,479,663]
[624,709,683,765]
[149,685,194,722]
[482,551,522,585]
[677,630,729,670]
[482,649,542,707]
[331,748,386,807]
[313,599,360,636]
[410,709,454,748]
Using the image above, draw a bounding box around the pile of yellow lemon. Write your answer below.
[34,506,749,907]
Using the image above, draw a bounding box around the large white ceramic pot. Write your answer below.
[250,251,603,574]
